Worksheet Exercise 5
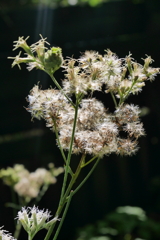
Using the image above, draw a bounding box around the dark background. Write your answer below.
[1,0,160,239]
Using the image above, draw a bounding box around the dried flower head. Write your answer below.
[27,83,147,157]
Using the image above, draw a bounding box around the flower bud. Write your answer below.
[44,47,63,73]
[13,36,33,56]
[125,55,133,74]
[8,52,35,69]
[143,56,153,69]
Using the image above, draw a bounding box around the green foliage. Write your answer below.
[76,206,160,240]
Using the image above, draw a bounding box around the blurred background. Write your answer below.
[1,0,160,239]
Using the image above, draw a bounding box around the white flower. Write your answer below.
[21,46,159,157]
[30,35,50,55]
[27,60,44,71]
[17,206,59,237]
[30,206,51,228]
[101,49,122,81]
[78,50,99,64]
[124,122,145,138]
[117,138,139,156]
[12,36,30,51]
[14,177,39,200]
[27,85,69,124]
[0,227,16,240]
[62,56,103,95]
[13,165,61,202]
[29,168,57,185]
[115,104,140,124]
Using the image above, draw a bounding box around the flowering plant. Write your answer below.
[5,35,159,240]
[0,164,63,203]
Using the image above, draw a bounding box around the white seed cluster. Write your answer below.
[27,85,145,157]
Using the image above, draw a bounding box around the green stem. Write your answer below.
[46,71,75,108]
[44,99,79,240]
[110,91,118,108]
[52,191,74,240]
[81,155,98,168]
[10,187,17,226]
[119,78,137,106]
[44,156,100,240]
[47,156,100,240]
[118,89,123,105]
[44,222,57,240]
[5,202,21,210]
[44,154,85,240]
[52,117,67,163]
[28,234,32,240]
[14,221,22,239]
[61,154,86,203]
[73,157,100,196]
[52,117,73,177]
[59,98,79,202]
[56,154,85,217]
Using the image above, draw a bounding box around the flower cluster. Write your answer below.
[0,164,64,202]
[62,50,159,98]
[8,36,160,157]
[9,36,159,97]
[27,86,145,156]
[8,35,63,74]
[17,206,59,237]
[0,227,16,240]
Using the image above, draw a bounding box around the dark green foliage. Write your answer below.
[76,207,160,240]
